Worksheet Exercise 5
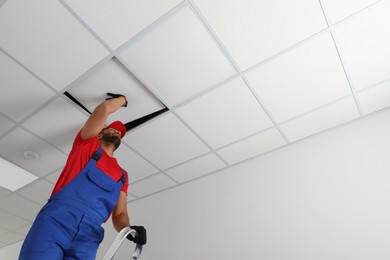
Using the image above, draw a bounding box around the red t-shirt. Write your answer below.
[51,130,129,197]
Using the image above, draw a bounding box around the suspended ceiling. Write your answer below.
[1,0,390,247]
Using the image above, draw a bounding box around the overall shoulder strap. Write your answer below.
[91,146,102,161]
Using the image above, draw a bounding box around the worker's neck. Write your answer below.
[99,142,116,157]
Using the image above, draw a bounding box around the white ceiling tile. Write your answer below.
[358,81,390,115]
[67,58,165,123]
[0,231,24,244]
[22,97,88,153]
[14,224,32,236]
[0,0,109,90]
[176,77,273,148]
[129,174,176,198]
[0,210,30,230]
[324,0,379,22]
[280,97,360,142]
[0,114,14,136]
[0,187,11,198]
[193,0,327,70]
[126,193,137,202]
[0,52,56,121]
[246,33,351,122]
[165,153,226,183]
[334,1,390,90]
[115,145,159,183]
[217,128,286,165]
[45,168,63,184]
[118,6,236,107]
[0,128,68,177]
[64,0,182,50]
[0,194,41,221]
[18,180,53,205]
[124,112,210,169]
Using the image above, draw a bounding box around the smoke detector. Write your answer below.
[23,150,40,160]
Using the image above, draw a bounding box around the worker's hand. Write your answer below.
[106,92,128,107]
[127,225,147,245]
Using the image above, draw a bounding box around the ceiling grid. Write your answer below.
[0,0,389,247]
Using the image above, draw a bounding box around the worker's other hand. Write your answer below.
[127,225,147,245]
[106,92,128,107]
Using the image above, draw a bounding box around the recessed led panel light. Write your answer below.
[0,157,38,191]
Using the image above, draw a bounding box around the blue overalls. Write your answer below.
[19,147,126,260]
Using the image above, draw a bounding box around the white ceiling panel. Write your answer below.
[246,32,351,122]
[124,113,210,169]
[0,0,109,90]
[129,174,177,198]
[64,0,183,50]
[0,194,41,221]
[165,153,226,183]
[0,114,13,136]
[0,187,10,199]
[22,97,88,154]
[67,58,165,123]
[0,210,30,230]
[0,231,24,245]
[358,80,390,115]
[280,97,360,142]
[324,0,379,23]
[118,5,236,107]
[0,128,68,177]
[14,224,32,236]
[0,157,38,192]
[0,52,55,122]
[176,77,273,149]
[115,145,159,183]
[217,128,286,165]
[45,169,63,185]
[18,179,53,206]
[334,0,390,90]
[126,193,137,203]
[192,0,327,70]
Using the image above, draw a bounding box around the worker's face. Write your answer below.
[101,128,121,150]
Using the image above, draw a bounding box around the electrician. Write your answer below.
[19,93,146,260]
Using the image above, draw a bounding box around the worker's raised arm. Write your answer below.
[81,93,127,140]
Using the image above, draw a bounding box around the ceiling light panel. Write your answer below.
[0,128,67,177]
[18,179,53,205]
[176,77,273,149]
[324,0,379,23]
[280,97,360,142]
[22,97,88,154]
[246,33,351,122]
[115,145,159,183]
[123,112,210,169]
[0,52,55,122]
[67,58,165,123]
[63,0,183,50]
[165,153,226,183]
[333,1,390,90]
[0,114,13,136]
[0,157,38,192]
[217,128,286,165]
[129,174,177,198]
[192,0,328,70]
[358,81,390,115]
[118,5,237,107]
[0,0,109,90]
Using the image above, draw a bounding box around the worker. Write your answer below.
[19,93,147,260]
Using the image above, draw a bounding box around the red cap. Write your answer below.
[103,121,126,138]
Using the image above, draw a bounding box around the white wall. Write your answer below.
[98,108,390,260]
[3,109,390,259]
